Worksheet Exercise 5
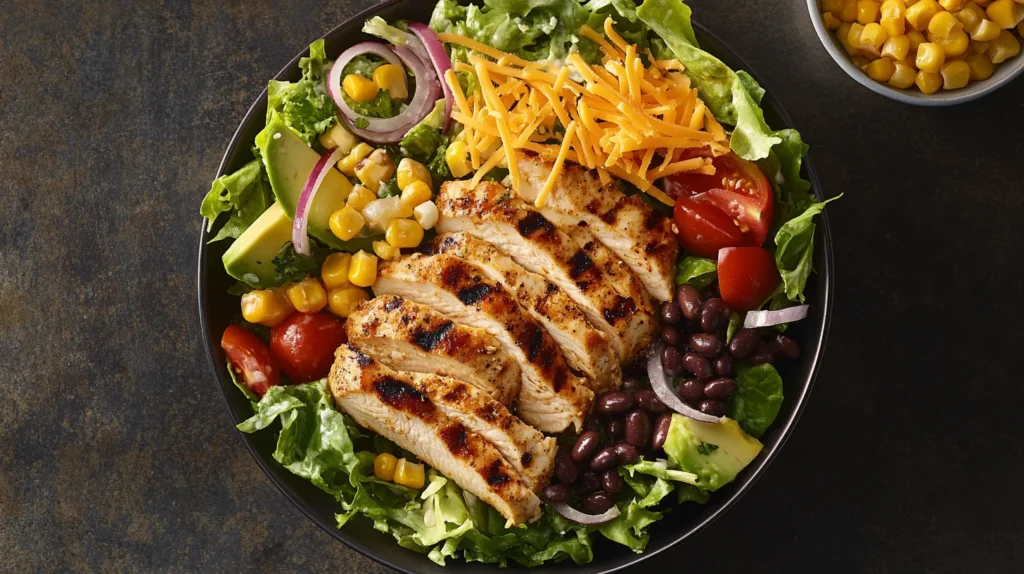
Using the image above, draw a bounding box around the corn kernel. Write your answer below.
[838,23,859,53]
[906,0,941,30]
[989,29,1021,61]
[241,289,294,327]
[987,0,1024,28]
[337,143,373,176]
[965,51,996,78]
[374,453,398,481]
[933,29,971,55]
[400,180,432,209]
[916,41,947,71]
[928,11,964,37]
[372,64,409,100]
[321,253,352,290]
[396,158,432,192]
[386,219,425,249]
[346,185,377,212]
[284,277,327,314]
[329,205,366,241]
[414,201,439,230]
[971,18,1004,40]
[939,0,966,9]
[908,29,928,50]
[852,55,872,68]
[825,0,846,13]
[940,59,972,87]
[881,0,908,35]
[393,458,425,489]
[858,0,881,23]
[848,22,867,52]
[889,61,919,86]
[373,240,400,261]
[348,251,378,288]
[342,74,378,102]
[866,57,897,80]
[362,197,414,231]
[915,69,944,92]
[974,0,991,4]
[1019,20,1024,36]
[971,39,992,52]
[318,123,360,155]
[823,11,844,29]
[445,141,472,178]
[355,149,397,192]
[956,2,988,33]
[841,0,860,21]
[861,23,890,54]
[327,286,369,318]
[883,34,912,58]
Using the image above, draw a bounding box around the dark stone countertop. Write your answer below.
[2,1,1022,572]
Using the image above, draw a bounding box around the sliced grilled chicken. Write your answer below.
[426,232,622,392]
[330,345,541,525]
[436,180,656,361]
[375,253,594,433]
[571,224,650,309]
[516,154,680,302]
[346,296,520,406]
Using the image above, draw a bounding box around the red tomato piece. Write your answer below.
[717,247,780,312]
[221,325,280,397]
[673,197,747,258]
[270,312,348,383]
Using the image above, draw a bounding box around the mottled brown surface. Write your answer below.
[1,0,1023,572]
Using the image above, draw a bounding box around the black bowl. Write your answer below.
[197,2,834,572]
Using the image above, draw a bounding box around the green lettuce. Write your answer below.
[774,196,839,302]
[675,255,717,289]
[200,159,273,242]
[267,40,336,145]
[729,362,784,438]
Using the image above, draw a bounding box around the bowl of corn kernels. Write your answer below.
[809,0,1024,105]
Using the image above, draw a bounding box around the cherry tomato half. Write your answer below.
[717,247,780,312]
[221,325,280,397]
[669,152,774,258]
[270,312,348,383]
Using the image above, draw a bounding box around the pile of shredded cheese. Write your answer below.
[437,18,730,208]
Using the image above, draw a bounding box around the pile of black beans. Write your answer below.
[660,284,801,416]
[540,380,671,513]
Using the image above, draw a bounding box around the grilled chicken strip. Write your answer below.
[571,224,650,309]
[426,232,622,392]
[437,180,656,361]
[375,253,594,433]
[330,345,541,525]
[346,296,520,406]
[516,154,680,302]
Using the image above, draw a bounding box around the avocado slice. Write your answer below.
[663,415,763,491]
[256,117,354,250]
[222,202,292,287]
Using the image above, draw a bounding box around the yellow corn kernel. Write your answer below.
[284,277,327,314]
[889,61,919,86]
[965,51,996,78]
[906,0,941,29]
[881,0,908,35]
[824,11,844,28]
[329,205,366,241]
[374,453,398,481]
[974,0,991,4]
[916,42,947,71]
[386,219,425,249]
[838,23,858,53]
[372,64,409,100]
[841,0,860,21]
[972,18,1004,39]
[866,57,897,80]
[940,60,972,87]
[321,253,352,290]
[318,123,360,155]
[348,251,378,288]
[933,29,971,55]
[355,149,397,192]
[346,185,377,212]
[987,0,1024,28]
[971,39,992,52]
[989,28,1021,61]
[852,55,872,68]
[396,158,432,192]
[956,2,988,33]
[342,74,378,102]
[445,140,472,178]
[908,29,928,50]
[861,22,889,54]
[915,69,944,92]
[928,11,964,37]
[337,143,373,176]
[413,201,439,230]
[241,289,294,327]
[825,0,846,13]
[858,0,881,23]
[373,240,400,261]
[326,286,369,318]
[939,0,966,9]
[393,459,425,489]
[400,180,432,208]
[883,34,912,58]
[1019,20,1024,36]
[848,22,867,52]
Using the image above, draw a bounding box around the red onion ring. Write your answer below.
[744,305,809,328]
[647,342,722,424]
[292,146,347,256]
[407,22,454,131]
[551,502,620,525]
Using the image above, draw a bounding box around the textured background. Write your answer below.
[2,0,1023,572]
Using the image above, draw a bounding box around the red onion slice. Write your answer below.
[744,305,809,328]
[292,146,347,256]
[551,502,620,525]
[407,22,454,131]
[648,342,722,424]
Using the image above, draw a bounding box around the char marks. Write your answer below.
[373,377,436,420]
[412,321,455,351]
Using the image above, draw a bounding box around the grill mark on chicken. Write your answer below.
[411,321,455,352]
[374,377,435,420]
[517,322,546,365]
[517,211,555,237]
[383,296,404,312]
[458,284,493,305]
[643,209,664,230]
[485,459,511,487]
[439,422,470,457]
[568,251,595,280]
[441,383,467,404]
[599,202,624,224]
[604,298,638,324]
[353,348,373,367]
[521,452,533,466]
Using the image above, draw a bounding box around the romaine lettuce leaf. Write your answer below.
[266,40,336,145]
[200,159,273,242]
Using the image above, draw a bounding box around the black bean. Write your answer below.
[772,333,801,360]
[660,301,683,325]
[576,471,600,495]
[677,284,703,321]
[601,469,625,494]
[714,354,734,377]
[582,491,616,514]
[634,390,667,414]
[683,352,713,380]
[614,443,640,465]
[651,412,673,451]
[701,298,730,332]
[661,345,685,375]
[728,328,760,359]
[542,483,572,503]
[620,377,642,392]
[748,341,776,366]
[583,414,602,433]
[699,399,729,417]
[571,430,601,463]
[689,333,722,358]
[660,325,683,346]
[555,451,578,484]
[704,378,738,400]
[625,409,651,447]
[678,379,706,403]
[607,417,626,440]
[596,391,634,415]
[590,446,618,471]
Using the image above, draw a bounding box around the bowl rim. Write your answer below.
[197,2,835,571]
[805,0,1024,106]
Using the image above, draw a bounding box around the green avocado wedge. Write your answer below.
[222,202,292,287]
[663,415,763,492]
